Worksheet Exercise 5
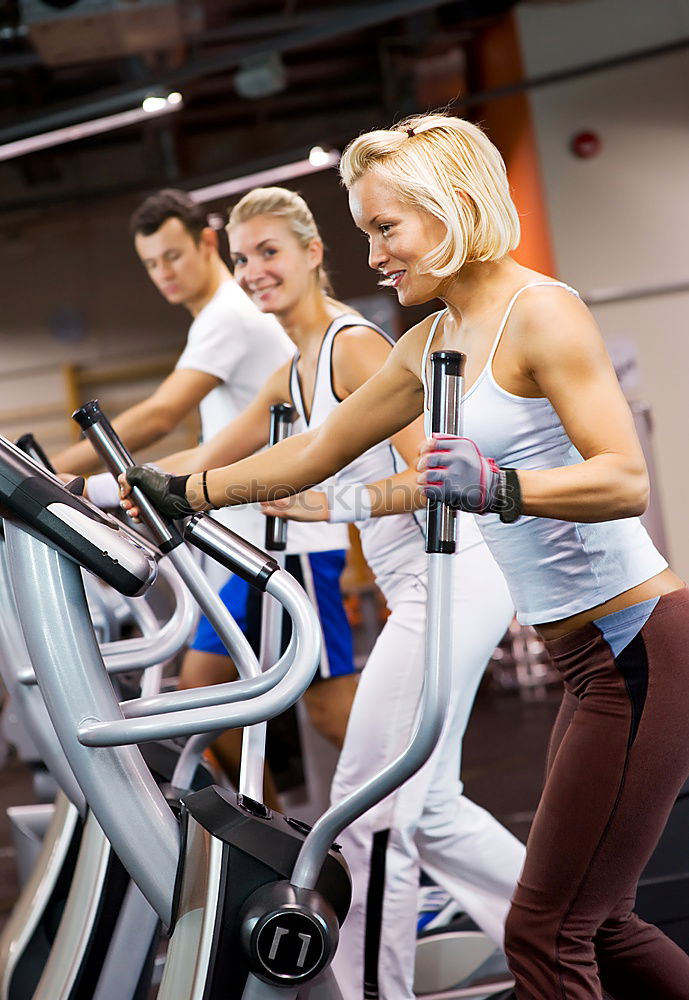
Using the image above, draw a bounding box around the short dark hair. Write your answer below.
[129,189,208,241]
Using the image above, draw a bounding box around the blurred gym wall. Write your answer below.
[517,0,689,578]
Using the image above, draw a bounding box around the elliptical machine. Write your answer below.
[0,353,512,998]
[0,426,341,998]
[0,451,216,1000]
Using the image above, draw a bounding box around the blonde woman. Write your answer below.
[122,117,689,996]
[122,184,522,999]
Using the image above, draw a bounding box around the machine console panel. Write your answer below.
[0,435,158,596]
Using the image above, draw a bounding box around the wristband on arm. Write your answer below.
[326,481,373,523]
[497,468,522,524]
[86,472,120,509]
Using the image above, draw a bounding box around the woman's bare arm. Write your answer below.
[187,344,424,509]
[457,287,649,523]
[367,416,426,514]
[153,362,292,475]
[261,328,428,522]
[262,420,426,522]
[331,326,426,515]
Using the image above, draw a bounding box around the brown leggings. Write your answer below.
[505,587,689,999]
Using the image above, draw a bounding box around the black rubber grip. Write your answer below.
[426,351,465,555]
[72,399,108,432]
[429,350,465,380]
[264,403,295,552]
[71,400,182,551]
[15,434,56,474]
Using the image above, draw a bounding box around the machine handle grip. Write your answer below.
[15,433,56,474]
[72,400,182,553]
[185,514,280,590]
[426,351,465,555]
[264,403,294,552]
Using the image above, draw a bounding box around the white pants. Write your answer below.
[330,539,526,999]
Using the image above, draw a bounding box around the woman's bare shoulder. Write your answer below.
[392,310,446,374]
[511,280,592,342]
[508,281,608,382]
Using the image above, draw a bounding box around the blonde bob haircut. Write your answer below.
[227,185,332,292]
[339,112,520,278]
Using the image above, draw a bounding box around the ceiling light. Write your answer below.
[141,91,183,112]
[0,94,183,163]
[142,95,167,113]
[191,149,341,204]
[308,145,331,167]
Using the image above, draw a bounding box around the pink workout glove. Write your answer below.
[417,435,522,522]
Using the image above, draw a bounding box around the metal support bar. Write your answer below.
[76,570,319,747]
[290,351,462,889]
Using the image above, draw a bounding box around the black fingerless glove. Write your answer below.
[125,466,195,519]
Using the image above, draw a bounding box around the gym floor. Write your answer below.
[0,678,562,935]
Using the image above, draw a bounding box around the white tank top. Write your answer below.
[421,282,667,625]
[291,315,482,601]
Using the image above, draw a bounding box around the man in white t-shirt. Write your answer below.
[53,189,292,497]
[53,189,357,807]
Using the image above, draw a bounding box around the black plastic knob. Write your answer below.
[239,880,339,985]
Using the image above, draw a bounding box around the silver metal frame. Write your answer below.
[0,351,469,998]
[3,513,322,931]
[0,791,81,1000]
[0,539,85,809]
[5,524,180,925]
[32,811,114,1000]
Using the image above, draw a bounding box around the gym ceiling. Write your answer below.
[0,0,533,215]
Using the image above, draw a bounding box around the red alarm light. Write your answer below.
[570,130,601,158]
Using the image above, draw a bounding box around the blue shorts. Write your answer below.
[190,550,356,682]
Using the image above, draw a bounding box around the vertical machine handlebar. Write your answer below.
[15,433,57,474]
[426,351,465,555]
[71,399,267,688]
[290,349,467,890]
[72,400,182,553]
[243,403,294,798]
[264,403,294,552]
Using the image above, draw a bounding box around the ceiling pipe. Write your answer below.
[0,0,454,143]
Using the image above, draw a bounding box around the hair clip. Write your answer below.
[405,127,415,137]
